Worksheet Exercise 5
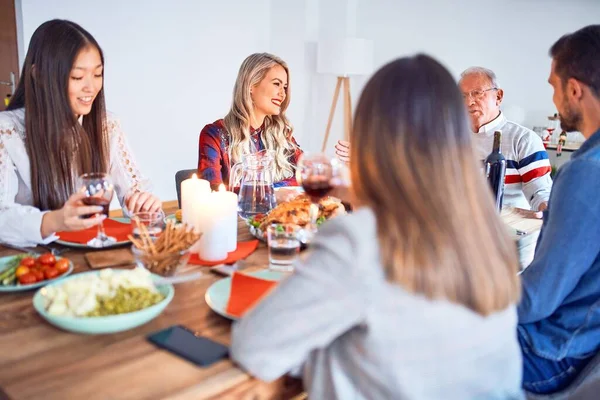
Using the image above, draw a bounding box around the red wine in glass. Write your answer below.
[81,197,110,218]
[78,172,116,247]
[302,176,333,202]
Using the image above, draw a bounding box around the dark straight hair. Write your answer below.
[550,24,600,98]
[7,19,109,210]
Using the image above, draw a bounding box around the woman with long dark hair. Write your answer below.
[0,19,160,246]
[231,55,523,399]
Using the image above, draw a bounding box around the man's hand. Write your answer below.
[334,140,351,163]
[513,207,543,220]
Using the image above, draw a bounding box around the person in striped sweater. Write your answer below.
[459,67,552,211]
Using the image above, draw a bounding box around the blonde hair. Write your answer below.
[224,53,297,181]
[351,55,520,316]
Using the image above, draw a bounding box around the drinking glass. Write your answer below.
[132,211,165,239]
[296,153,343,237]
[267,223,300,271]
[78,172,116,247]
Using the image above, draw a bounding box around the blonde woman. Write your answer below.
[231,55,523,399]
[198,53,302,189]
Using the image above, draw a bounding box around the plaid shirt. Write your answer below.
[198,119,302,189]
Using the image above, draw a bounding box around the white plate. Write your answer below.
[205,270,287,320]
[55,217,132,249]
[274,186,304,193]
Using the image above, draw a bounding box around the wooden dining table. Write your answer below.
[0,201,304,400]
[0,201,542,399]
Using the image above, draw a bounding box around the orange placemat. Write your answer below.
[189,240,259,266]
[57,219,133,244]
[225,272,278,318]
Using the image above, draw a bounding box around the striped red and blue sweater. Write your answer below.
[474,112,552,210]
[198,119,302,189]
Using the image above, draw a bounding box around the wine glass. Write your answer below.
[546,114,560,144]
[78,172,116,248]
[296,153,343,239]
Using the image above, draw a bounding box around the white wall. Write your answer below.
[356,0,600,127]
[19,0,600,204]
[20,0,272,205]
[291,0,600,155]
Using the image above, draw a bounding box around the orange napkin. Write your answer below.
[188,240,259,266]
[225,272,278,318]
[57,219,133,244]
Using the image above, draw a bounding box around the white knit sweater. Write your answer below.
[0,108,151,246]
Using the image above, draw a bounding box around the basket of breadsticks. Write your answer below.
[129,218,201,276]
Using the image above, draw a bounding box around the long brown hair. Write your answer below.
[351,55,519,316]
[7,19,109,210]
[223,53,298,181]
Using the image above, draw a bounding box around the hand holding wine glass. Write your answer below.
[296,153,345,238]
[40,191,107,238]
[78,172,116,247]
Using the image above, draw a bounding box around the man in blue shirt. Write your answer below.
[518,24,600,394]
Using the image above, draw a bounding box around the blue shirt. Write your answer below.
[518,127,600,360]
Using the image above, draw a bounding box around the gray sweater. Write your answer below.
[231,207,524,400]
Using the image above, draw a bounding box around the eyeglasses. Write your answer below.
[462,88,498,100]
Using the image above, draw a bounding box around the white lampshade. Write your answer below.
[317,37,374,76]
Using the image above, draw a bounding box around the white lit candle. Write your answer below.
[181,174,210,231]
[215,184,238,252]
[195,193,229,261]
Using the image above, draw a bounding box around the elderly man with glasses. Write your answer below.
[459,67,552,212]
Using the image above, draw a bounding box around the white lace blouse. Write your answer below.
[0,108,151,247]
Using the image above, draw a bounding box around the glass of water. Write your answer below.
[267,224,301,271]
[132,211,165,239]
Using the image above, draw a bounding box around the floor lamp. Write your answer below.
[318,38,373,152]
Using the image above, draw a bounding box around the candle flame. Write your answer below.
[192,173,198,179]
[218,183,226,192]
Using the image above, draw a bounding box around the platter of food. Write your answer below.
[246,194,346,242]
[33,267,174,334]
[0,253,74,292]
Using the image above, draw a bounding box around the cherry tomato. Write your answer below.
[54,259,70,274]
[37,253,56,266]
[15,265,30,278]
[31,270,44,282]
[18,273,36,285]
[20,257,36,267]
[44,268,59,280]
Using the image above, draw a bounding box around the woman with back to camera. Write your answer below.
[231,54,523,399]
[0,19,160,247]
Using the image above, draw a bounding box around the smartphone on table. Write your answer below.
[147,325,229,367]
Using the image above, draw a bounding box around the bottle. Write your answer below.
[485,130,506,211]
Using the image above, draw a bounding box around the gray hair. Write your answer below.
[460,67,501,88]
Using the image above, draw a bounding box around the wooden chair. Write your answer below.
[526,351,600,399]
[175,169,197,208]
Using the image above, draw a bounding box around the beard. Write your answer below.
[558,96,582,132]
